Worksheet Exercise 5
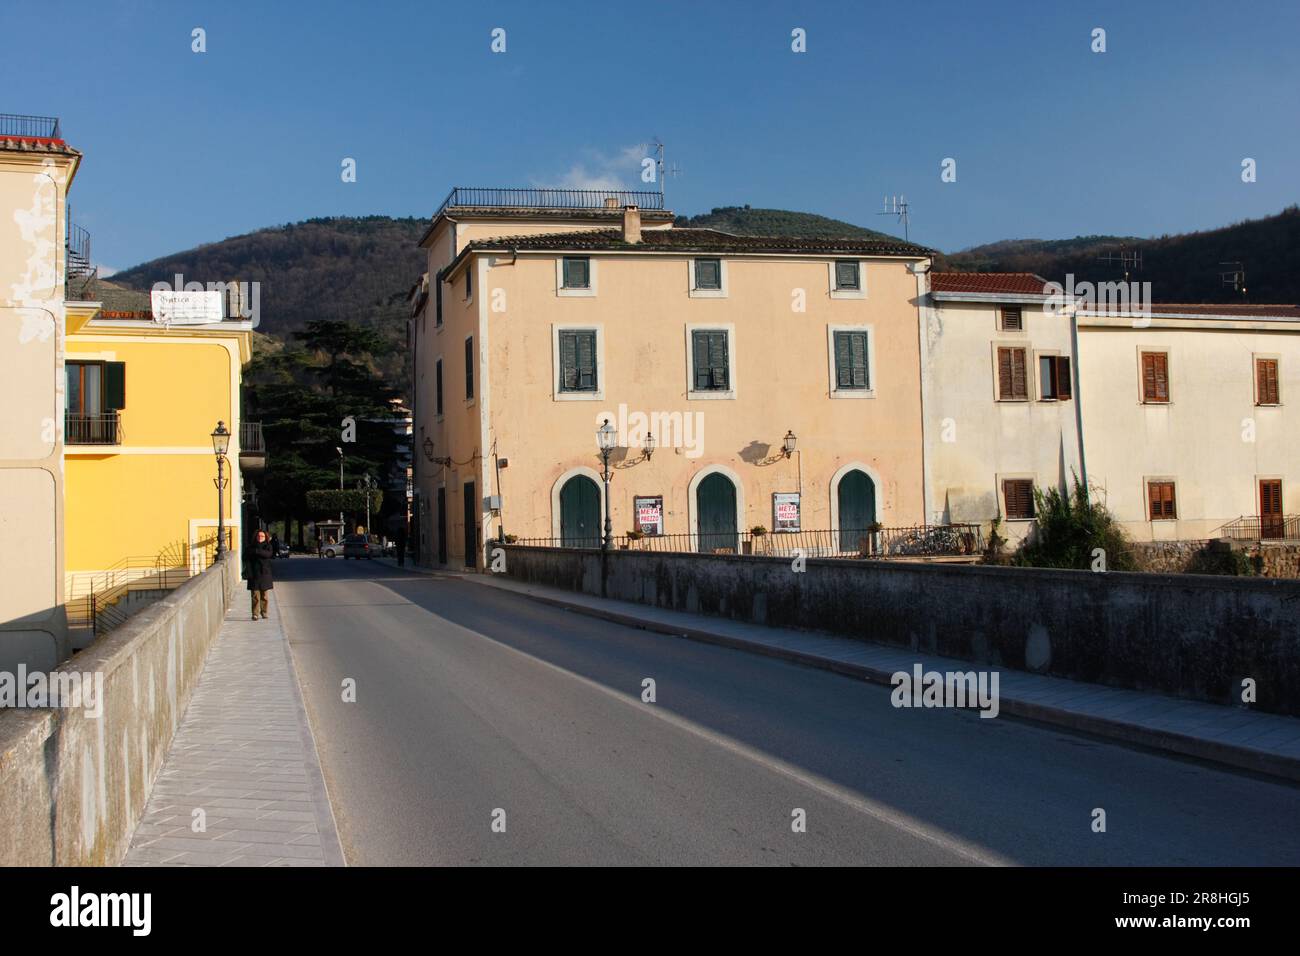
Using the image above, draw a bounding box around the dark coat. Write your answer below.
[246,543,274,591]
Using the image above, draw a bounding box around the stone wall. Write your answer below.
[502,546,1300,716]
[1131,539,1300,578]
[0,556,236,866]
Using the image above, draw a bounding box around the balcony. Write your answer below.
[0,113,62,140]
[1220,514,1300,541]
[434,186,665,219]
[239,421,266,474]
[66,411,121,445]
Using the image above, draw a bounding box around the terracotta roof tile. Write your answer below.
[930,272,1050,295]
[466,227,934,258]
[0,137,81,156]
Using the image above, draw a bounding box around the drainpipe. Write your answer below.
[1069,306,1089,497]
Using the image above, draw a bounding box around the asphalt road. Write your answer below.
[273,555,1300,866]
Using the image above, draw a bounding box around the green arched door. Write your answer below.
[837,469,877,551]
[559,475,601,548]
[696,472,738,553]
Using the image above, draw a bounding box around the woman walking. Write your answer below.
[246,529,275,620]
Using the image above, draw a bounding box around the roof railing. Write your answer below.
[0,113,62,139]
[434,186,665,219]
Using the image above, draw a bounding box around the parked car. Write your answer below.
[320,539,341,558]
[273,540,291,559]
[343,533,374,560]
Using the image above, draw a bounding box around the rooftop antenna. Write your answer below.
[1219,261,1247,298]
[649,137,681,203]
[877,195,910,242]
[1096,244,1143,284]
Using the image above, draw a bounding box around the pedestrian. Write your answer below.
[246,529,274,620]
[396,524,407,567]
[270,533,282,558]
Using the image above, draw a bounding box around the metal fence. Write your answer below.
[435,186,665,218]
[505,525,984,559]
[1219,514,1299,541]
[0,113,61,139]
[65,411,121,445]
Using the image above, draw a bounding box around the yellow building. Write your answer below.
[63,280,258,606]
[409,188,935,568]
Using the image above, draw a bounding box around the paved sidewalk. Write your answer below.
[122,592,345,867]
[414,566,1300,783]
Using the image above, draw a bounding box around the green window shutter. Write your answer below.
[692,331,710,390]
[707,331,729,388]
[104,361,126,409]
[564,257,589,289]
[835,332,852,387]
[695,259,721,290]
[834,332,868,388]
[576,330,597,390]
[836,261,860,290]
[850,333,868,387]
[559,331,579,390]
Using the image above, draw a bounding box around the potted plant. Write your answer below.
[626,528,645,550]
[746,525,769,555]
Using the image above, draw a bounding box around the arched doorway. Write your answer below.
[559,474,601,548]
[696,472,738,553]
[837,468,877,551]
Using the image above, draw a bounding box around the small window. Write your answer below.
[435,359,443,416]
[464,336,474,400]
[1000,306,1023,331]
[833,331,870,390]
[694,258,722,291]
[834,261,861,291]
[1039,355,1072,400]
[558,330,598,392]
[435,270,444,326]
[562,257,590,290]
[691,330,730,391]
[465,267,472,301]
[1257,358,1280,405]
[1003,479,1035,520]
[1141,351,1169,403]
[997,347,1029,400]
[1147,481,1177,520]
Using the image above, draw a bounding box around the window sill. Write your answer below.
[830,388,876,400]
[1255,402,1282,408]
[555,390,605,402]
[688,390,736,401]
[688,288,727,299]
[1003,516,1035,522]
[830,288,867,300]
[558,287,595,298]
[995,397,1030,403]
[1140,400,1172,406]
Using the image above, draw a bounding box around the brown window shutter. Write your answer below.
[998,348,1013,399]
[1056,356,1072,399]
[1003,479,1035,519]
[1257,358,1279,405]
[1011,349,1027,399]
[1148,481,1176,519]
[1001,306,1022,331]
[1142,352,1169,402]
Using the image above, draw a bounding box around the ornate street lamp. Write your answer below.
[597,418,617,550]
[643,431,657,461]
[782,429,798,459]
[211,422,231,560]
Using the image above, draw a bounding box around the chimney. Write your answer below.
[622,204,641,244]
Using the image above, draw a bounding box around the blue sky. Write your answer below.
[5,0,1298,271]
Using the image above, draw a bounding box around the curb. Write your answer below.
[467,576,1300,785]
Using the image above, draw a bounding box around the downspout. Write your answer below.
[1069,307,1089,498]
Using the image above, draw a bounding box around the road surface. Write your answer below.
[273,556,1300,866]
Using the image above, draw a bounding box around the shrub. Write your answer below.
[1014,477,1136,571]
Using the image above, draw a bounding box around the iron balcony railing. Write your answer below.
[65,411,121,445]
[507,525,984,559]
[434,186,665,219]
[1219,514,1299,541]
[240,421,265,453]
[0,113,61,139]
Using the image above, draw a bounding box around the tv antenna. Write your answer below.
[877,195,911,241]
[1097,245,1143,283]
[1219,261,1247,297]
[648,138,682,202]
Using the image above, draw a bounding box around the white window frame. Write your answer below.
[551,324,606,402]
[557,256,597,297]
[826,324,877,399]
[829,260,867,300]
[688,257,728,298]
[685,323,737,401]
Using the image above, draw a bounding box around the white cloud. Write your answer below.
[94,263,118,278]
[540,145,650,190]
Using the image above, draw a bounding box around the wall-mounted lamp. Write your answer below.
[422,436,435,461]
[782,430,798,459]
[643,431,657,461]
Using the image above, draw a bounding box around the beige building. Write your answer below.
[0,116,81,670]
[922,272,1083,543]
[409,189,934,567]
[1077,303,1300,541]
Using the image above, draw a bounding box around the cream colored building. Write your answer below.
[0,118,80,670]
[1077,304,1300,541]
[921,272,1083,543]
[410,189,934,568]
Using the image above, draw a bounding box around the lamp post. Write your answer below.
[211,422,231,560]
[358,473,377,536]
[596,418,617,551]
[335,446,344,530]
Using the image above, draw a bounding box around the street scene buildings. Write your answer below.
[2,2,1299,893]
